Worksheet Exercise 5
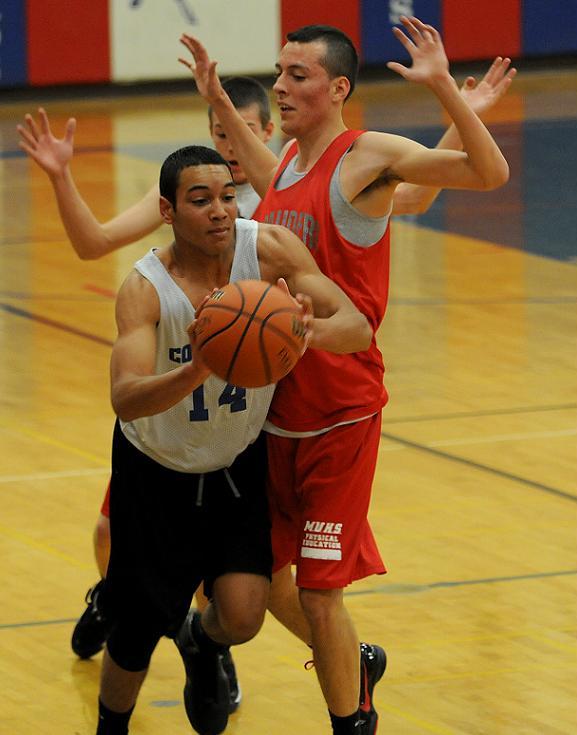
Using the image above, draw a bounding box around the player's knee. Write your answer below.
[299,587,343,628]
[219,605,266,644]
[106,621,162,672]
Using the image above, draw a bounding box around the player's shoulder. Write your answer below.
[116,267,160,325]
[352,130,412,153]
[256,220,296,246]
[256,222,302,268]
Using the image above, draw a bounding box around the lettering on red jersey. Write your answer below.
[262,210,318,251]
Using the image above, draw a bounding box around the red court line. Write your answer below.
[84,283,117,299]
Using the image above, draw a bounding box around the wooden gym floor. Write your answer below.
[0,65,576,734]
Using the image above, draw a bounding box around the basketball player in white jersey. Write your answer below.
[96,144,372,735]
[16,77,275,704]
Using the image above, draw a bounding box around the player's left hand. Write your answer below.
[460,57,517,116]
[276,278,313,355]
[387,16,449,85]
[179,34,223,104]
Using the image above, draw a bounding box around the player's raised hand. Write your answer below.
[459,57,517,116]
[179,34,223,104]
[16,107,76,178]
[387,16,450,85]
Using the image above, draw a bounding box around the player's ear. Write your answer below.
[263,120,274,142]
[159,196,175,224]
[332,75,350,103]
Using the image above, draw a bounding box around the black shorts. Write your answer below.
[105,420,272,636]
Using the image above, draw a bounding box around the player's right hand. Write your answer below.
[16,108,76,178]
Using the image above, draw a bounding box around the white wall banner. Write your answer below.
[111,0,280,82]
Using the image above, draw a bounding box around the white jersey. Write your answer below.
[121,218,275,473]
[236,183,261,218]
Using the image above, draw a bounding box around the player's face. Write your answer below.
[273,41,335,137]
[210,103,273,185]
[166,164,238,253]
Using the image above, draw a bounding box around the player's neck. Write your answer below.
[168,240,234,289]
[294,119,348,172]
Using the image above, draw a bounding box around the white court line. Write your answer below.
[0,468,110,484]
[380,427,577,452]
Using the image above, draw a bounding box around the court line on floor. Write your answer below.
[379,427,577,454]
[346,569,577,597]
[389,295,577,305]
[3,569,575,632]
[0,420,110,466]
[0,468,110,484]
[0,523,94,573]
[0,302,113,347]
[382,402,577,424]
[379,430,577,502]
[1,145,113,160]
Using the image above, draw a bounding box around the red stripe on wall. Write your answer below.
[280,0,361,49]
[442,0,521,61]
[27,0,110,86]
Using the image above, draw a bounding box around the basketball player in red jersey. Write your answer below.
[181,16,510,734]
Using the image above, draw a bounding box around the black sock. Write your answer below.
[96,699,134,735]
[192,612,229,654]
[329,709,361,734]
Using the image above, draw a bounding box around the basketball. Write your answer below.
[195,280,307,387]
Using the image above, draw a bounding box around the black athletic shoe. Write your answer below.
[174,610,230,735]
[221,648,242,713]
[71,580,113,659]
[359,643,387,734]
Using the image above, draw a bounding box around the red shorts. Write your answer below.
[100,480,111,518]
[266,414,386,589]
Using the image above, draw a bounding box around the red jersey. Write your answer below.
[255,129,390,432]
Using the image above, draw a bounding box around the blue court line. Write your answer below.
[2,569,575,629]
[0,236,67,247]
[382,403,577,425]
[0,145,114,160]
[389,296,577,306]
[0,617,77,630]
[380,431,577,503]
[0,302,113,347]
[0,291,110,301]
[346,569,577,597]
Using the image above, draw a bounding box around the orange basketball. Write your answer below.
[195,280,307,387]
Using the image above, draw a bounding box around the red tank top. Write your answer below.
[255,130,390,432]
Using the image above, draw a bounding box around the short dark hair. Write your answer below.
[208,76,271,128]
[286,25,358,100]
[159,145,231,208]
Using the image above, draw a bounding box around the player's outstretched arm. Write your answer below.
[259,225,373,354]
[392,57,517,215]
[17,108,163,260]
[384,16,509,192]
[179,34,279,198]
[111,270,210,422]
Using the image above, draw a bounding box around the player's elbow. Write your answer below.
[344,317,373,353]
[111,390,136,423]
[481,159,510,191]
[77,248,100,261]
[359,319,373,351]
